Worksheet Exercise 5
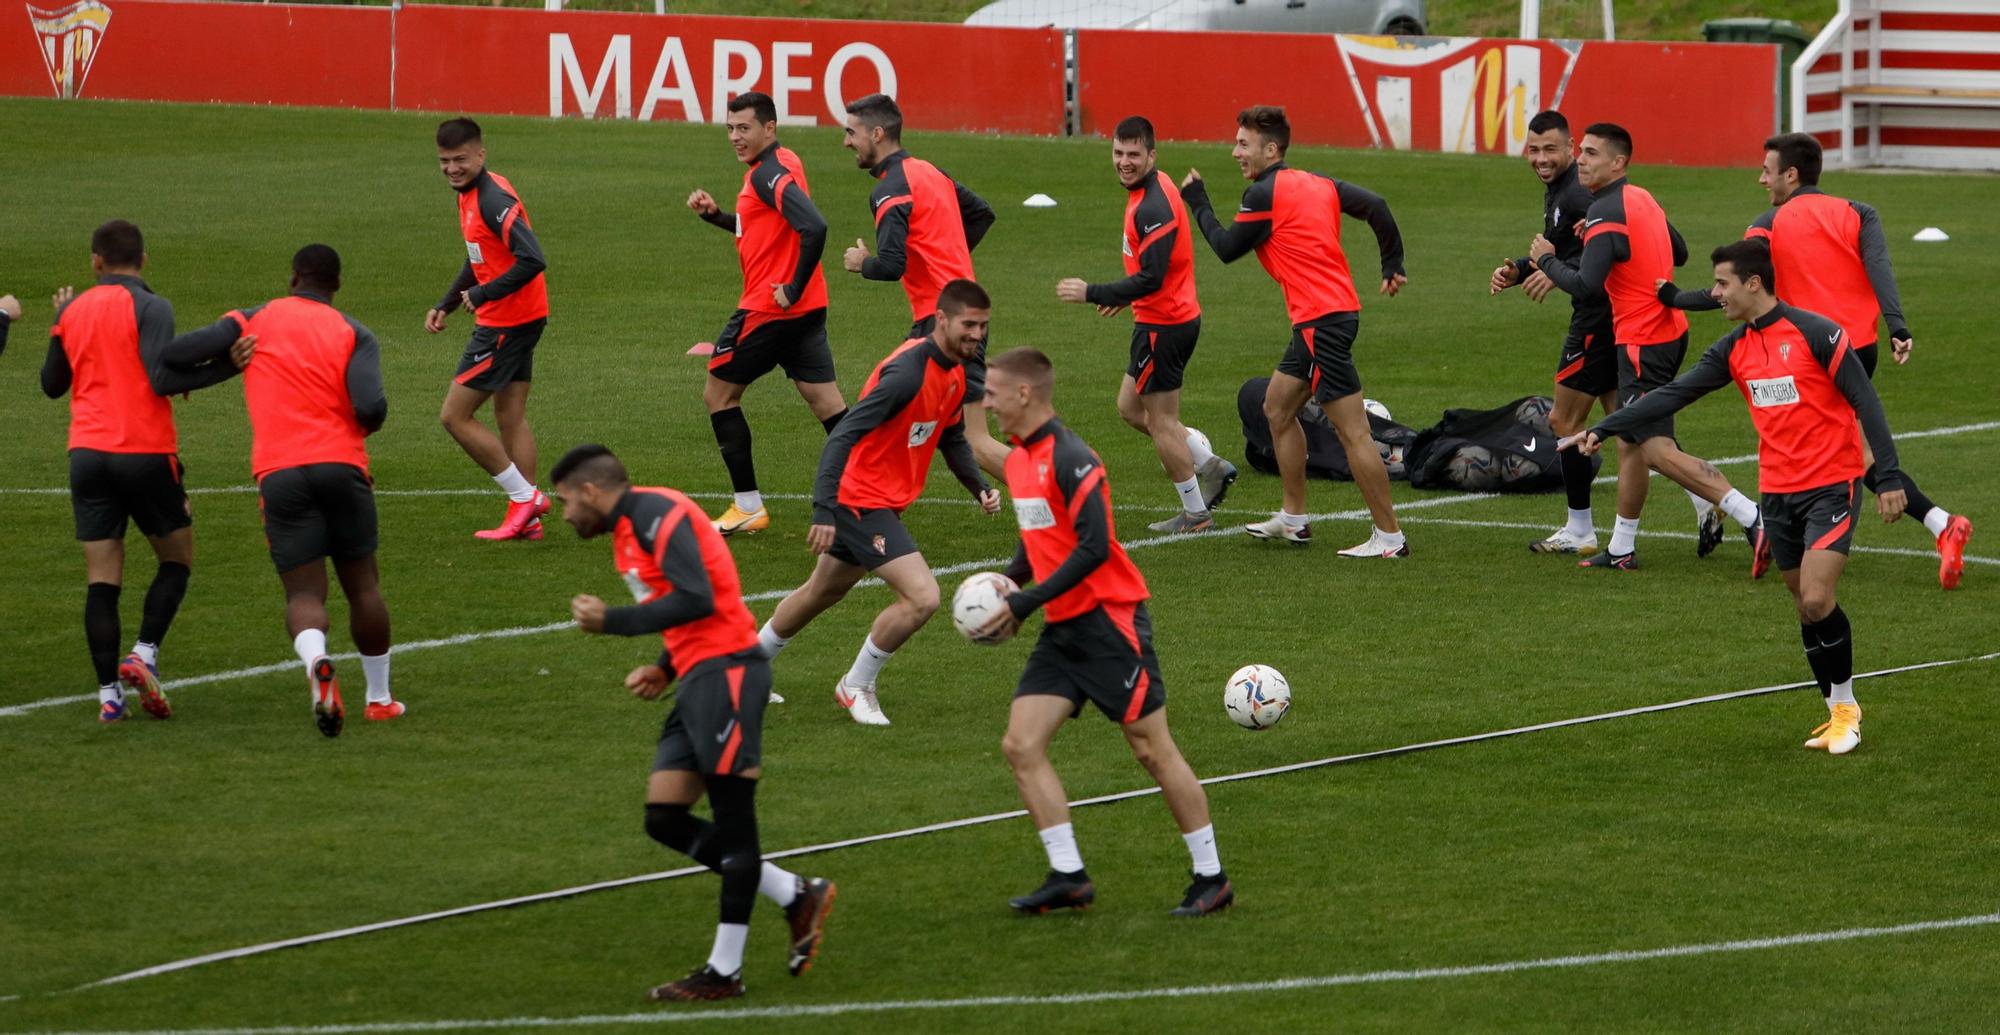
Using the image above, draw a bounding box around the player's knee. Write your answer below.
[644,802,698,853]
[1261,399,1295,429]
[1001,731,1040,769]
[1798,588,1837,622]
[1126,734,1162,772]
[905,584,941,619]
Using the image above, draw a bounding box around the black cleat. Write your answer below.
[646,963,744,1002]
[1578,549,1637,571]
[1009,869,1094,914]
[784,877,837,976]
[1697,507,1725,558]
[1170,871,1235,918]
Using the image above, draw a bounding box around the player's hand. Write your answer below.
[571,594,608,633]
[53,285,74,312]
[1489,261,1520,295]
[771,283,793,310]
[977,488,1003,515]
[460,290,477,313]
[843,238,870,273]
[1891,335,1913,365]
[1522,270,1556,303]
[973,603,1020,644]
[807,523,835,554]
[626,664,670,700]
[1379,273,1407,297]
[0,294,19,321]
[228,334,257,370]
[424,307,448,334]
[686,189,718,216]
[1528,234,1555,261]
[1878,487,1908,523]
[1055,277,1090,304]
[1094,303,1127,318]
[1180,168,1202,189]
[1558,430,1603,456]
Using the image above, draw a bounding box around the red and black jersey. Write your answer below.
[1509,160,1614,334]
[860,149,996,320]
[1537,177,1689,347]
[224,294,386,480]
[43,276,178,454]
[1181,162,1404,326]
[1001,418,1148,623]
[439,168,549,328]
[1086,169,1199,325]
[1747,188,1907,348]
[601,486,759,675]
[813,337,987,518]
[1592,303,1901,494]
[701,142,829,317]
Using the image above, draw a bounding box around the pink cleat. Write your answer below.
[475,491,550,541]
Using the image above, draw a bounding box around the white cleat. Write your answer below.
[768,692,786,705]
[1336,530,1411,559]
[1244,514,1310,544]
[834,679,890,726]
[1530,527,1600,555]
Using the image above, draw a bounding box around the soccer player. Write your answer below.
[1489,110,1620,555]
[1658,132,1973,588]
[553,444,836,1001]
[838,93,1007,477]
[41,220,225,723]
[1565,240,1905,755]
[755,279,1003,727]
[0,292,19,354]
[426,117,552,542]
[687,91,848,537]
[972,346,1234,917]
[1180,105,1409,556]
[159,245,399,736]
[1055,114,1238,534]
[1528,122,1762,572]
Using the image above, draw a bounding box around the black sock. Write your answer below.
[821,408,849,435]
[1559,446,1594,512]
[710,408,757,495]
[138,561,190,648]
[1815,605,1853,689]
[1800,621,1831,697]
[1867,464,1939,523]
[85,582,122,686]
[644,802,725,870]
[707,775,762,925]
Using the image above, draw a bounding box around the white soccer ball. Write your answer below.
[1363,398,1392,421]
[952,572,1020,644]
[1223,664,1291,730]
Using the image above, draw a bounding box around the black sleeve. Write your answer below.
[1812,324,1902,490]
[1086,194,1174,307]
[861,194,910,283]
[1658,281,1724,312]
[937,417,989,497]
[40,334,71,398]
[1337,180,1406,279]
[756,171,827,303]
[1668,221,1689,267]
[151,310,251,395]
[1539,227,1623,300]
[346,320,389,434]
[466,184,547,307]
[0,312,10,358]
[436,261,477,313]
[601,516,718,636]
[1591,335,1739,440]
[1852,201,1909,340]
[700,208,737,233]
[955,178,996,252]
[1181,177,1272,263]
[812,351,925,521]
[1007,452,1112,619]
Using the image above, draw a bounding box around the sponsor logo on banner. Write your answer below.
[27,0,112,99]
[547,33,896,124]
[1748,375,1800,408]
[1334,36,1581,156]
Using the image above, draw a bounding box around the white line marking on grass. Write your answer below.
[1394,515,2000,567]
[23,910,2000,1034]
[1590,419,2000,485]
[59,649,1999,992]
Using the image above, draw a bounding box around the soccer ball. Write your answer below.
[1445,444,1500,490]
[1363,398,1392,421]
[952,572,1020,644]
[1223,664,1291,730]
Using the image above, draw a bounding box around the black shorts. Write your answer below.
[454,318,545,392]
[1130,318,1200,395]
[1556,319,1617,397]
[1276,312,1361,404]
[653,651,772,776]
[909,314,988,403]
[1015,601,1166,725]
[709,307,835,386]
[1612,335,1689,444]
[69,449,191,542]
[1763,478,1862,572]
[1858,341,1878,379]
[826,506,920,571]
[258,463,379,573]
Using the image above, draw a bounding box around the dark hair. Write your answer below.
[292,244,342,294]
[436,117,482,150]
[937,278,991,315]
[1526,109,1569,136]
[91,219,143,267]
[1763,131,1823,187]
[1113,115,1156,150]
[1582,122,1632,160]
[550,444,628,490]
[844,93,902,142]
[1237,105,1290,155]
[987,346,1054,394]
[1711,239,1776,293]
[727,90,778,126]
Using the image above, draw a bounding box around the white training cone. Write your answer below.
[1023,193,1058,208]
[1913,227,1949,242]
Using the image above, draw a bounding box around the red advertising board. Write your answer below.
[1075,29,1374,149]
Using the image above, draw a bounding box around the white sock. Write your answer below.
[98,683,123,706]
[1185,427,1215,467]
[492,464,536,504]
[1276,510,1308,529]
[1173,477,1205,515]
[293,628,328,670]
[1688,489,1714,522]
[706,922,748,976]
[131,641,158,668]
[1376,525,1405,546]
[757,620,791,660]
[1610,516,1641,556]
[1924,508,1952,538]
[1829,681,1856,707]
[362,653,392,705]
[1038,821,1084,874]
[759,863,799,907]
[733,490,764,515]
[1182,824,1221,877]
[844,635,893,688]
[1719,489,1760,529]
[1565,507,1595,538]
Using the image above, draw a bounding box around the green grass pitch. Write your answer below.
[2,97,1997,1033]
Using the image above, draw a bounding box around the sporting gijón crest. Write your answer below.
[28,0,111,99]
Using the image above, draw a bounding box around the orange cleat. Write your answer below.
[475,491,550,541]
[1937,514,1973,590]
[364,699,406,722]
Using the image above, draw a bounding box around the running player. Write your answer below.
[158,245,398,736]
[688,91,848,537]
[1528,123,1763,572]
[1566,240,1904,755]
[973,346,1234,917]
[427,117,552,542]
[553,444,836,1000]
[1658,132,1973,588]
[755,279,1003,727]
[1055,114,1238,534]
[1180,105,1409,556]
[1489,110,1619,555]
[41,221,225,723]
[838,94,1007,477]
